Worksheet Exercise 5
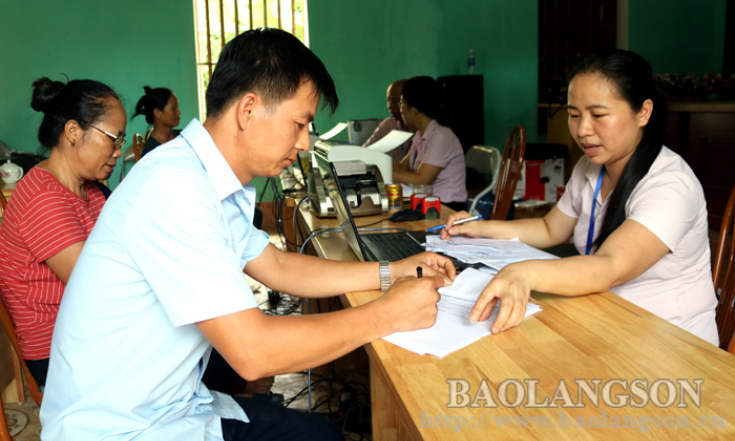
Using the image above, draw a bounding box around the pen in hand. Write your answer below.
[425,214,482,233]
[417,266,422,278]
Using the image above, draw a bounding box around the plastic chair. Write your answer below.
[0,394,13,441]
[714,183,735,350]
[0,296,43,406]
[465,146,502,216]
[347,119,381,146]
[490,125,526,220]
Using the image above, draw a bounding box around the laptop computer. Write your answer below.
[314,153,426,262]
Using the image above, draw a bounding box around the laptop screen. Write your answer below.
[314,153,369,261]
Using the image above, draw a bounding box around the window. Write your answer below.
[193,0,309,118]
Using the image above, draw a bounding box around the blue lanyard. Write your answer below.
[412,149,419,172]
[586,167,605,255]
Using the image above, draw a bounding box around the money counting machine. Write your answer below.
[309,140,393,218]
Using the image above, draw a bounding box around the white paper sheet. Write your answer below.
[320,122,348,140]
[401,183,413,197]
[382,268,542,357]
[365,130,413,153]
[425,236,558,271]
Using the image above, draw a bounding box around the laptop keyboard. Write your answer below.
[363,233,424,262]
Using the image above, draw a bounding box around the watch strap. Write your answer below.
[379,261,391,291]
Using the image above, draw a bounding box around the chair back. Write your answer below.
[347,119,381,146]
[491,125,526,220]
[0,394,13,441]
[0,191,7,217]
[714,183,735,350]
[465,146,502,216]
[0,296,43,406]
[465,145,501,175]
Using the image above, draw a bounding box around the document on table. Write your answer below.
[424,236,558,271]
[365,130,413,153]
[382,268,542,358]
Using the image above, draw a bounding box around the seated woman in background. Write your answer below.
[0,77,126,387]
[132,86,181,158]
[392,76,467,211]
[442,50,719,346]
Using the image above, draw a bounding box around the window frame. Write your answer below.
[192,0,309,120]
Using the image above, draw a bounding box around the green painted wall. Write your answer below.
[629,0,727,74]
[0,0,198,191]
[2,0,726,199]
[307,0,539,150]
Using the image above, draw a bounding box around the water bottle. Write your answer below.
[467,49,475,75]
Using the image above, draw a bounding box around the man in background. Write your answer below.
[363,79,413,162]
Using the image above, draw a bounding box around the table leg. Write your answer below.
[371,357,397,441]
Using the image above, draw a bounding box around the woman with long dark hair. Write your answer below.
[441,50,718,345]
[132,86,181,157]
[392,76,467,211]
[0,77,125,387]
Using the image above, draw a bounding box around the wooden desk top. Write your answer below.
[297,205,735,439]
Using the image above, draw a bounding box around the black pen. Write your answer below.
[417,266,423,278]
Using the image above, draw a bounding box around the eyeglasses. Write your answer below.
[85,122,127,150]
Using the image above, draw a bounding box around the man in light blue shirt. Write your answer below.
[40,28,454,441]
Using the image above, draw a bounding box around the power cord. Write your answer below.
[292,196,309,249]
[297,227,340,413]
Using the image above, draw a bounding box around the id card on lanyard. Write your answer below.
[586,167,605,255]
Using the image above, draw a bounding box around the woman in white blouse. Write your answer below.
[442,50,719,346]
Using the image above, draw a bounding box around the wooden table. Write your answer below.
[297,204,735,440]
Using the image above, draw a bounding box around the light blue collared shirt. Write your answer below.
[40,119,271,441]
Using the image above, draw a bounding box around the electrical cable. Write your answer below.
[297,227,338,413]
[292,196,309,249]
[354,219,384,228]
[299,228,340,254]
[261,176,372,435]
[256,177,272,207]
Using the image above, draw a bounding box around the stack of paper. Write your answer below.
[424,236,558,271]
[382,268,542,357]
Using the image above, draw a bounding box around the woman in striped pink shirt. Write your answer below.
[0,77,126,387]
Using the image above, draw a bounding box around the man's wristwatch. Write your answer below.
[379,261,391,291]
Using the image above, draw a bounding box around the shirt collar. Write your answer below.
[180,119,245,201]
